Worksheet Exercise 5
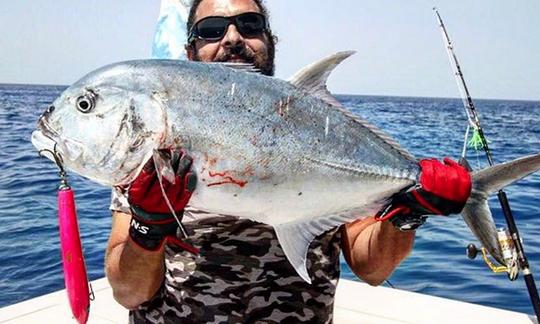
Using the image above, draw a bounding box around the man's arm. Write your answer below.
[341,158,471,286]
[105,149,196,309]
[341,217,414,286]
[105,211,165,309]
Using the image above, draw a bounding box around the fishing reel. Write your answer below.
[466,228,519,281]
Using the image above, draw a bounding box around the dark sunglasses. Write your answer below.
[188,12,267,43]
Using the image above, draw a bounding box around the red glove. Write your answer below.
[129,149,196,214]
[377,158,472,231]
[127,149,198,252]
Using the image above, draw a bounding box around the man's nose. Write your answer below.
[222,24,244,47]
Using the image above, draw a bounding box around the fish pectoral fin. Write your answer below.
[287,51,355,108]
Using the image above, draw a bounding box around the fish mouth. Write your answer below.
[32,118,85,163]
[34,116,61,143]
[31,120,59,153]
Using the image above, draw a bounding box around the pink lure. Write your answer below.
[58,187,90,324]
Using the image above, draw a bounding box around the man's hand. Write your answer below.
[378,157,472,231]
[127,149,197,251]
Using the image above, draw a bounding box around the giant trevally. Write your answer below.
[31,52,540,282]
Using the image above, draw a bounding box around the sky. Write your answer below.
[1,0,539,100]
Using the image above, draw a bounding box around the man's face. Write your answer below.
[187,0,274,76]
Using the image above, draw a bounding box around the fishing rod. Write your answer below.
[434,7,540,319]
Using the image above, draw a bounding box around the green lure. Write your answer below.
[467,128,490,151]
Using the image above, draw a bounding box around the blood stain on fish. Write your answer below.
[207,170,247,187]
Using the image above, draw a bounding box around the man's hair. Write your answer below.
[186,0,277,76]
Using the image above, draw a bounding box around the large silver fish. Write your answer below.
[31,52,540,282]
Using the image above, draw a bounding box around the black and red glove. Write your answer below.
[128,149,198,253]
[377,158,472,231]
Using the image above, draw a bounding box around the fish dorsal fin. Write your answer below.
[289,51,415,162]
[288,51,355,107]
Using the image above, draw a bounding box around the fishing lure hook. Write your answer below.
[38,143,69,188]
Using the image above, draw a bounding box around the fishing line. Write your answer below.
[151,150,191,238]
[155,167,189,239]
[385,280,396,289]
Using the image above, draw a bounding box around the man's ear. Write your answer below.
[185,44,195,61]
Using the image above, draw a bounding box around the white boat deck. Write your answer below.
[0,278,536,324]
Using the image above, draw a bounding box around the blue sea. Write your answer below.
[1,83,539,315]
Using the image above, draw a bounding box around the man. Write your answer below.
[105,0,471,323]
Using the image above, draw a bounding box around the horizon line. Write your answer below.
[1,82,539,103]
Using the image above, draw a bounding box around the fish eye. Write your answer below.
[76,95,95,113]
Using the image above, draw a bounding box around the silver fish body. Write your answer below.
[33,58,419,221]
[161,60,419,223]
[32,53,540,282]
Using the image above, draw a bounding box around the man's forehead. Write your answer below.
[195,0,261,21]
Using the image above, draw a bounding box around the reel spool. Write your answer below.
[466,228,519,281]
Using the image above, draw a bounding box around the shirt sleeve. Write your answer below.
[109,187,131,214]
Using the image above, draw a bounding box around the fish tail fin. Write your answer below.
[462,153,540,265]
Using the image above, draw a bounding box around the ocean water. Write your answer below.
[1,84,539,315]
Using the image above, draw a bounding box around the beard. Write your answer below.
[193,40,275,76]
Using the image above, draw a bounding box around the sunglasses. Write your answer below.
[188,12,267,43]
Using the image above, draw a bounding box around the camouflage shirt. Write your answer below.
[110,189,342,324]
